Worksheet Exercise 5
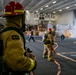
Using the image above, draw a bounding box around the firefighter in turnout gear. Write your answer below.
[43,28,54,61]
[0,1,36,75]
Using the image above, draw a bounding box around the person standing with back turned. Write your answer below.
[0,1,36,75]
[28,29,35,42]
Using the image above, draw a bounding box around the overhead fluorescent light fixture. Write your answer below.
[53,11,56,13]
[26,10,29,13]
[46,5,49,7]
[66,7,69,9]
[75,4,76,6]
[36,11,38,13]
[59,9,62,12]
[53,1,57,4]
[40,8,43,10]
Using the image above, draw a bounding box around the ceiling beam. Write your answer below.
[59,7,76,14]
[20,0,24,4]
[30,0,53,12]
[40,0,69,13]
[25,0,36,9]
[29,0,47,11]
[46,0,76,13]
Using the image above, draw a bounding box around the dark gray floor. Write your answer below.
[25,36,76,75]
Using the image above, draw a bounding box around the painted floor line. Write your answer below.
[57,53,76,62]
[60,52,76,54]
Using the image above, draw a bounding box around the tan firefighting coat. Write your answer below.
[1,20,35,71]
[48,33,54,45]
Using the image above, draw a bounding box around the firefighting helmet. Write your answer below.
[3,1,25,17]
[48,28,52,32]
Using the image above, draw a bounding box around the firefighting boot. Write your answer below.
[47,57,53,61]
[43,55,47,58]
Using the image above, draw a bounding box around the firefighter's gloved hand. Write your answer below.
[32,60,37,71]
[28,57,37,72]
[27,53,36,60]
[30,54,37,71]
[26,52,37,71]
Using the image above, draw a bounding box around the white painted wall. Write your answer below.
[57,11,74,25]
